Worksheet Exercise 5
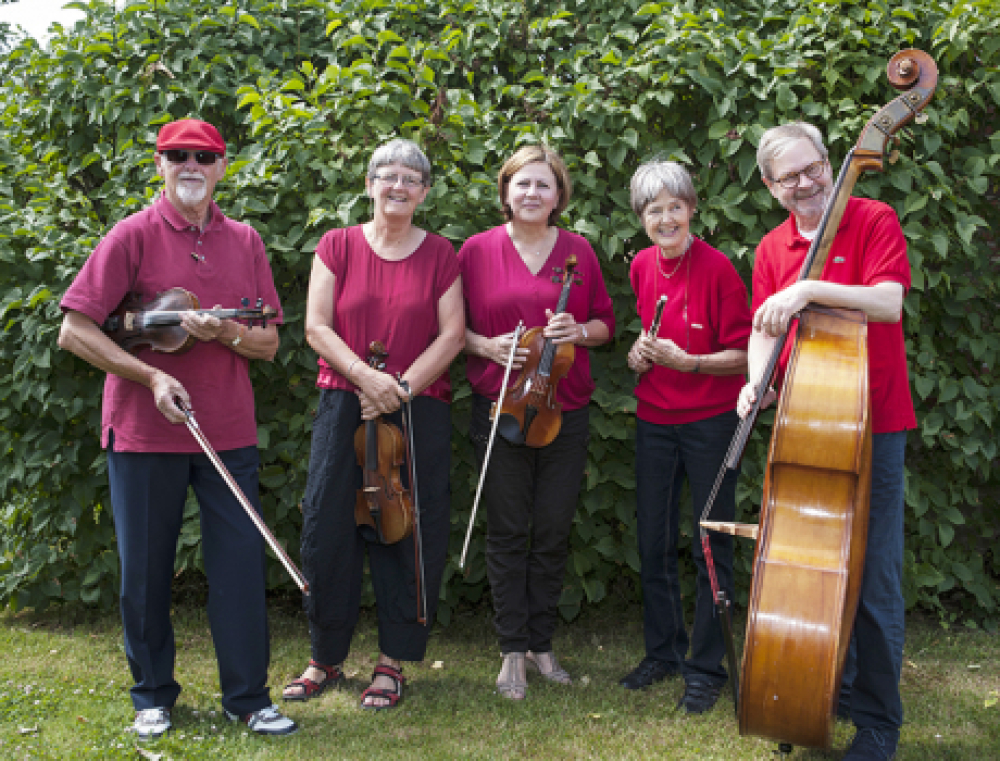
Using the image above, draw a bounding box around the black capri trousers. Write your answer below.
[300,388,452,665]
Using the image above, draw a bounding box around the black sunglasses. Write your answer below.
[162,149,221,165]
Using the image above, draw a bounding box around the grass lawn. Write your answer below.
[1,595,997,760]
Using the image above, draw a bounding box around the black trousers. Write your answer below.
[634,411,738,683]
[471,394,590,654]
[107,433,272,715]
[300,389,451,665]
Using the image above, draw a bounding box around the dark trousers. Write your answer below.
[107,433,271,715]
[471,394,590,654]
[300,389,451,665]
[840,430,907,742]
[634,411,738,683]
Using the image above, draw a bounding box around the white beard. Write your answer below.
[175,182,207,205]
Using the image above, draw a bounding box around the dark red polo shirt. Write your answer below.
[61,193,284,452]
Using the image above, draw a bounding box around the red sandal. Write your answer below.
[282,659,344,702]
[359,663,405,711]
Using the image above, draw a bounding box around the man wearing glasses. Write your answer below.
[737,121,914,761]
[58,119,298,740]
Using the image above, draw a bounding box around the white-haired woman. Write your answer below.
[282,139,464,710]
[621,160,750,714]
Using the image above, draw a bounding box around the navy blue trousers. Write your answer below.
[634,411,738,683]
[107,433,272,715]
[840,430,907,744]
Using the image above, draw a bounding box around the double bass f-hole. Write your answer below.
[494,256,582,448]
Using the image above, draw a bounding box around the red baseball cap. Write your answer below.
[156,119,226,154]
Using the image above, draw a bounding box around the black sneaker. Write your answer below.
[619,658,678,690]
[225,704,299,736]
[843,728,897,760]
[676,676,725,714]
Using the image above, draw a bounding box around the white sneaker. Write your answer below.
[132,707,172,741]
[225,704,298,736]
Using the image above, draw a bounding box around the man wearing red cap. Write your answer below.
[58,119,298,739]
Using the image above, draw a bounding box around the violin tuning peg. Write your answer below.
[256,298,263,308]
[915,111,929,125]
[241,297,249,307]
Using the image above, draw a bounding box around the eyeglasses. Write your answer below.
[373,173,425,188]
[162,150,222,165]
[773,159,827,189]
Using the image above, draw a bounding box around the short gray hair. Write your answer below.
[367,139,431,185]
[629,160,697,217]
[757,122,828,181]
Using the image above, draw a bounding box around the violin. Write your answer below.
[102,287,276,355]
[495,255,581,448]
[353,341,415,545]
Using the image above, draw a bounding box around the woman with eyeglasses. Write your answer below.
[458,144,615,700]
[620,159,751,715]
[282,138,464,710]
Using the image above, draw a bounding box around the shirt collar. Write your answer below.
[783,202,854,248]
[155,191,223,232]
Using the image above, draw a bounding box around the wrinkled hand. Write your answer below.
[150,370,189,424]
[753,284,809,338]
[543,309,583,345]
[627,337,652,375]
[637,336,692,372]
[736,382,778,419]
[488,331,530,369]
[180,305,225,342]
[356,368,407,419]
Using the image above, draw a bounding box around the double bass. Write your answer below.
[700,49,938,752]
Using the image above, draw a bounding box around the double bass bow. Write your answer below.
[699,49,938,752]
[494,256,581,447]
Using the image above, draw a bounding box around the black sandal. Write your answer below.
[359,663,405,711]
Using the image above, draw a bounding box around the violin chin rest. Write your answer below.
[496,414,526,446]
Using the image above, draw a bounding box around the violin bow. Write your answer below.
[459,321,525,571]
[178,400,310,595]
[398,379,428,625]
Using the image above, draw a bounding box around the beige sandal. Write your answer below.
[496,652,527,700]
[526,650,572,685]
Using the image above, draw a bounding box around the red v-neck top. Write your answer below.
[314,225,460,402]
[458,225,615,410]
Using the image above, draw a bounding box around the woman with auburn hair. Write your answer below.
[459,144,615,699]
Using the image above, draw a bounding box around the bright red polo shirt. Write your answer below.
[314,226,460,403]
[458,225,616,411]
[61,193,284,453]
[630,238,751,424]
[752,197,916,434]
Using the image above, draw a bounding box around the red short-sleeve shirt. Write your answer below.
[314,226,460,403]
[752,197,916,434]
[60,194,284,453]
[630,238,751,424]
[458,225,616,411]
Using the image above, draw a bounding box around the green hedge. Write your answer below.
[1,0,998,629]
